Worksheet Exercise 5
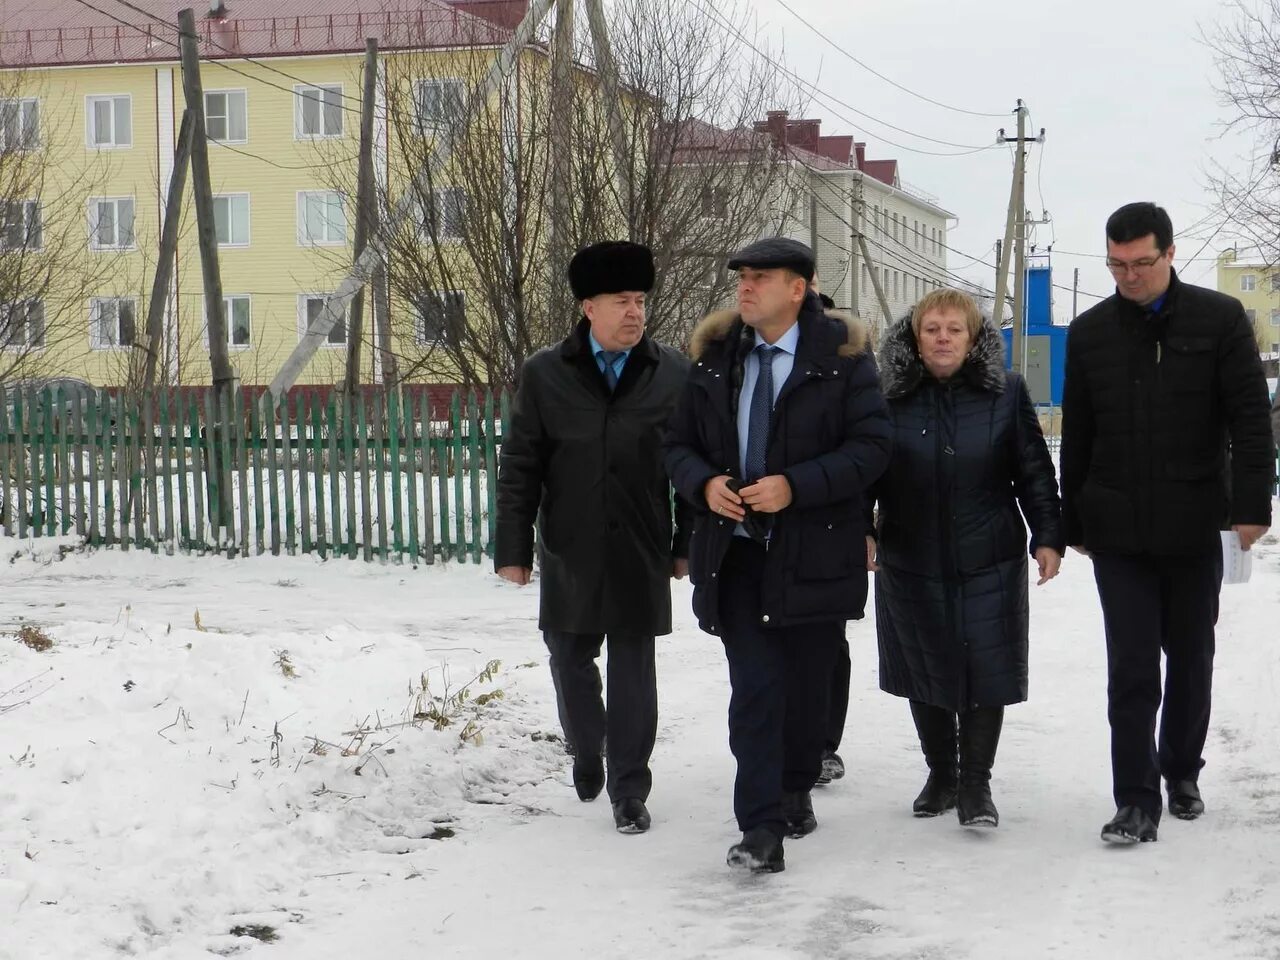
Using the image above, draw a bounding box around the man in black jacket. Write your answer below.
[494,241,691,835]
[1060,203,1275,845]
[664,238,892,872]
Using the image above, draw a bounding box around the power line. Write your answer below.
[770,0,1007,119]
[687,0,999,157]
[1179,164,1275,270]
[109,0,373,115]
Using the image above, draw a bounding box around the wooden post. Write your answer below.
[179,7,236,535]
[549,0,575,290]
[139,109,194,391]
[857,234,895,344]
[344,39,379,399]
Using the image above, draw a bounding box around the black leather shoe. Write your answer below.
[781,791,817,838]
[1101,805,1158,844]
[913,771,958,817]
[1167,780,1204,820]
[612,798,651,834]
[573,755,605,802]
[726,827,785,873]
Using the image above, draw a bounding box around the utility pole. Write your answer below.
[178,8,232,393]
[995,100,1044,375]
[138,109,193,392]
[1072,266,1080,319]
[849,176,862,317]
[179,7,234,541]
[549,0,575,318]
[344,39,379,400]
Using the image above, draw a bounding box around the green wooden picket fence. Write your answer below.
[0,384,510,563]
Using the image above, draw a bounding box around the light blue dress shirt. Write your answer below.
[588,330,630,383]
[733,322,799,537]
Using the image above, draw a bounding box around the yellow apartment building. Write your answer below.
[0,0,526,389]
[1215,248,1280,367]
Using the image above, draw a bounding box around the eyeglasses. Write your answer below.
[1105,254,1166,275]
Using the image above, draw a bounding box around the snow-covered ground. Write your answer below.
[1,528,1278,960]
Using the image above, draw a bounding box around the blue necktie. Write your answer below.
[745,344,780,482]
[598,351,623,391]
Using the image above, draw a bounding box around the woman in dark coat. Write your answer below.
[867,287,1064,828]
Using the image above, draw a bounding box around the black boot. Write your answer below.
[781,791,817,838]
[909,701,957,817]
[956,706,1003,828]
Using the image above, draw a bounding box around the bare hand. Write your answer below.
[704,475,745,522]
[672,557,689,580]
[1069,545,1091,558]
[1034,547,1062,585]
[497,565,532,586]
[1232,524,1270,551]
[865,535,879,572]
[739,475,793,514]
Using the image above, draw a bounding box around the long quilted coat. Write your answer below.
[870,316,1064,711]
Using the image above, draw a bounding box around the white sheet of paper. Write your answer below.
[1221,530,1253,585]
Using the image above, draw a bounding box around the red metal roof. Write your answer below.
[862,159,899,188]
[0,0,515,68]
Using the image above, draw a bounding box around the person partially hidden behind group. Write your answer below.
[867,287,1064,828]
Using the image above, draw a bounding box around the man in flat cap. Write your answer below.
[495,241,691,834]
[665,237,891,872]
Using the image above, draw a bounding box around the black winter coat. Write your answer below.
[494,319,691,635]
[1060,270,1275,556]
[663,293,892,634]
[870,316,1064,712]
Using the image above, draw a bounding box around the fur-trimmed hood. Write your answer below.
[689,303,869,361]
[878,312,1007,400]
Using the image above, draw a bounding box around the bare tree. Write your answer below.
[321,0,800,389]
[0,68,127,386]
[1205,0,1280,263]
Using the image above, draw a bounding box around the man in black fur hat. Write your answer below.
[494,241,691,835]
[664,237,892,872]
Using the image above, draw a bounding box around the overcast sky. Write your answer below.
[745,0,1253,320]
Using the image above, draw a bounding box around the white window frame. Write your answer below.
[0,199,41,251]
[0,97,39,152]
[419,187,466,242]
[89,296,138,350]
[204,294,252,349]
[298,293,346,347]
[297,190,346,246]
[85,94,132,149]
[1241,274,1257,292]
[414,290,465,344]
[88,196,136,251]
[204,89,248,144]
[0,299,45,351]
[213,193,251,247]
[294,84,344,139]
[414,78,466,134]
[1270,309,1280,327]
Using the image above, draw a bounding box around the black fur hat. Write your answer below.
[567,241,656,301]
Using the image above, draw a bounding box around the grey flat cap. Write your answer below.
[726,237,816,281]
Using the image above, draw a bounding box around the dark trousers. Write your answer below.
[543,630,657,803]
[718,538,842,837]
[826,636,851,752]
[1092,551,1222,822]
